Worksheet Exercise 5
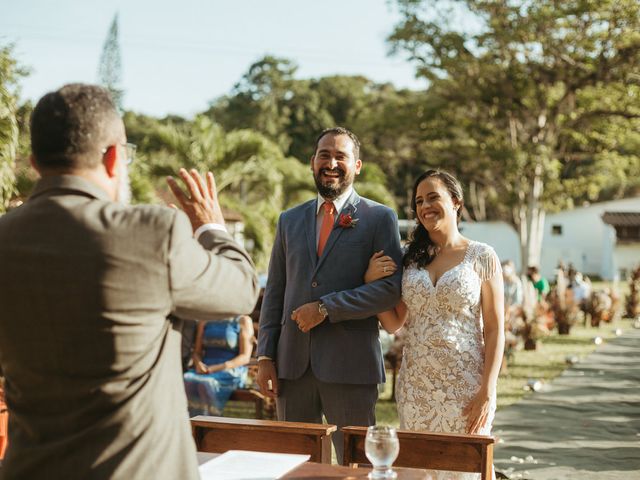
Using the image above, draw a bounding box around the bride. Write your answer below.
[366,170,504,475]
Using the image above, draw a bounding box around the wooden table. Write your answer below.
[197,452,454,479]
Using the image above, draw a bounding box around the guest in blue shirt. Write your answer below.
[183,316,254,416]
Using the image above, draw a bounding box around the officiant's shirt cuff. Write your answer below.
[194,223,227,240]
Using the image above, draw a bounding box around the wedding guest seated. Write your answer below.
[527,266,550,301]
[568,267,591,313]
[501,260,523,370]
[184,315,254,416]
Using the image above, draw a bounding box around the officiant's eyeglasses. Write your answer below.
[101,142,137,165]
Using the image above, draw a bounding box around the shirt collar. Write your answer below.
[316,186,354,215]
[30,174,111,202]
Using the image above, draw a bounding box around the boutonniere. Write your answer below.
[337,213,359,229]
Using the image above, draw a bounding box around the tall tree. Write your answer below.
[0,44,28,213]
[389,0,640,268]
[208,56,297,152]
[98,14,124,111]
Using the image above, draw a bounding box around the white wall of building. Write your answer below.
[459,221,522,271]
[540,197,640,281]
[614,243,640,280]
[397,197,639,280]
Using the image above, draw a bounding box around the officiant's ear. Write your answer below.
[102,145,119,178]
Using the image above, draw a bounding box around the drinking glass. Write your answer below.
[364,425,399,479]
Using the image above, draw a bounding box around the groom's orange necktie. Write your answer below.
[317,201,335,257]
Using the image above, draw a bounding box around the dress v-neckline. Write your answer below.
[425,241,474,288]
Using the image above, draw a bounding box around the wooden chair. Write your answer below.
[227,293,276,419]
[342,426,495,480]
[191,416,337,464]
[228,369,275,420]
[227,330,275,419]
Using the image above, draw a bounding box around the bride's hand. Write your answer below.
[364,250,397,283]
[463,388,492,434]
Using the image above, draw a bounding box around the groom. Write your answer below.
[257,127,402,462]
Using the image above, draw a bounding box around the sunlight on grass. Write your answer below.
[222,318,633,424]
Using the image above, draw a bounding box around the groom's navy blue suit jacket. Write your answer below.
[257,190,402,385]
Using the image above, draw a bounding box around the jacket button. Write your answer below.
[311,281,318,288]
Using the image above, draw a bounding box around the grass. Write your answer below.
[223,316,634,425]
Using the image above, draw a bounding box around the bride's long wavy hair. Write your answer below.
[403,169,465,268]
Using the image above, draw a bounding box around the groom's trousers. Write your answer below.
[276,367,378,464]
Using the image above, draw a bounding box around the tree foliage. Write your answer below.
[123,112,315,268]
[207,57,403,209]
[0,44,28,213]
[98,14,124,111]
[389,0,640,267]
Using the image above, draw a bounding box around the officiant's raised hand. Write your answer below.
[167,168,225,232]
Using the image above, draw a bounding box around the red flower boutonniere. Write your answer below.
[338,213,359,229]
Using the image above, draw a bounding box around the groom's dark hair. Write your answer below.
[314,127,360,159]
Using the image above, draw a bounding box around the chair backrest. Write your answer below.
[191,415,337,464]
[342,426,495,480]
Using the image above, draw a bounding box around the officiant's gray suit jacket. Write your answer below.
[258,190,402,384]
[0,175,259,480]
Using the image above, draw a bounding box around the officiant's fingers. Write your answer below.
[166,176,188,209]
[179,168,204,202]
[206,171,218,200]
[189,169,208,200]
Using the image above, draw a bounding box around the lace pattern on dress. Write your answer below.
[396,241,499,480]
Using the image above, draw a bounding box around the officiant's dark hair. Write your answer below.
[31,83,120,170]
[403,170,464,268]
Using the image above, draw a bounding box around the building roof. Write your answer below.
[602,211,640,227]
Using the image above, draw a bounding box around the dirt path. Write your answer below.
[493,327,640,480]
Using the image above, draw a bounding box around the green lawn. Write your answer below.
[224,316,634,426]
[374,317,633,426]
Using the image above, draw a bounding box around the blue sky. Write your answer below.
[1,0,430,117]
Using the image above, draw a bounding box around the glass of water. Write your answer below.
[365,425,400,479]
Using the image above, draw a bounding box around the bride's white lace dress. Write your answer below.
[396,241,500,480]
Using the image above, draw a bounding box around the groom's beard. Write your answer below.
[313,167,354,200]
[117,164,132,205]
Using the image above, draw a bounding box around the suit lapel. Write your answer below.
[305,200,319,269]
[314,191,360,274]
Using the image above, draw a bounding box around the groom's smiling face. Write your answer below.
[311,133,362,200]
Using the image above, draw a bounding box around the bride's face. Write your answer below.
[414,177,459,232]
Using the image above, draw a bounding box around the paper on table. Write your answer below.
[198,450,310,480]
